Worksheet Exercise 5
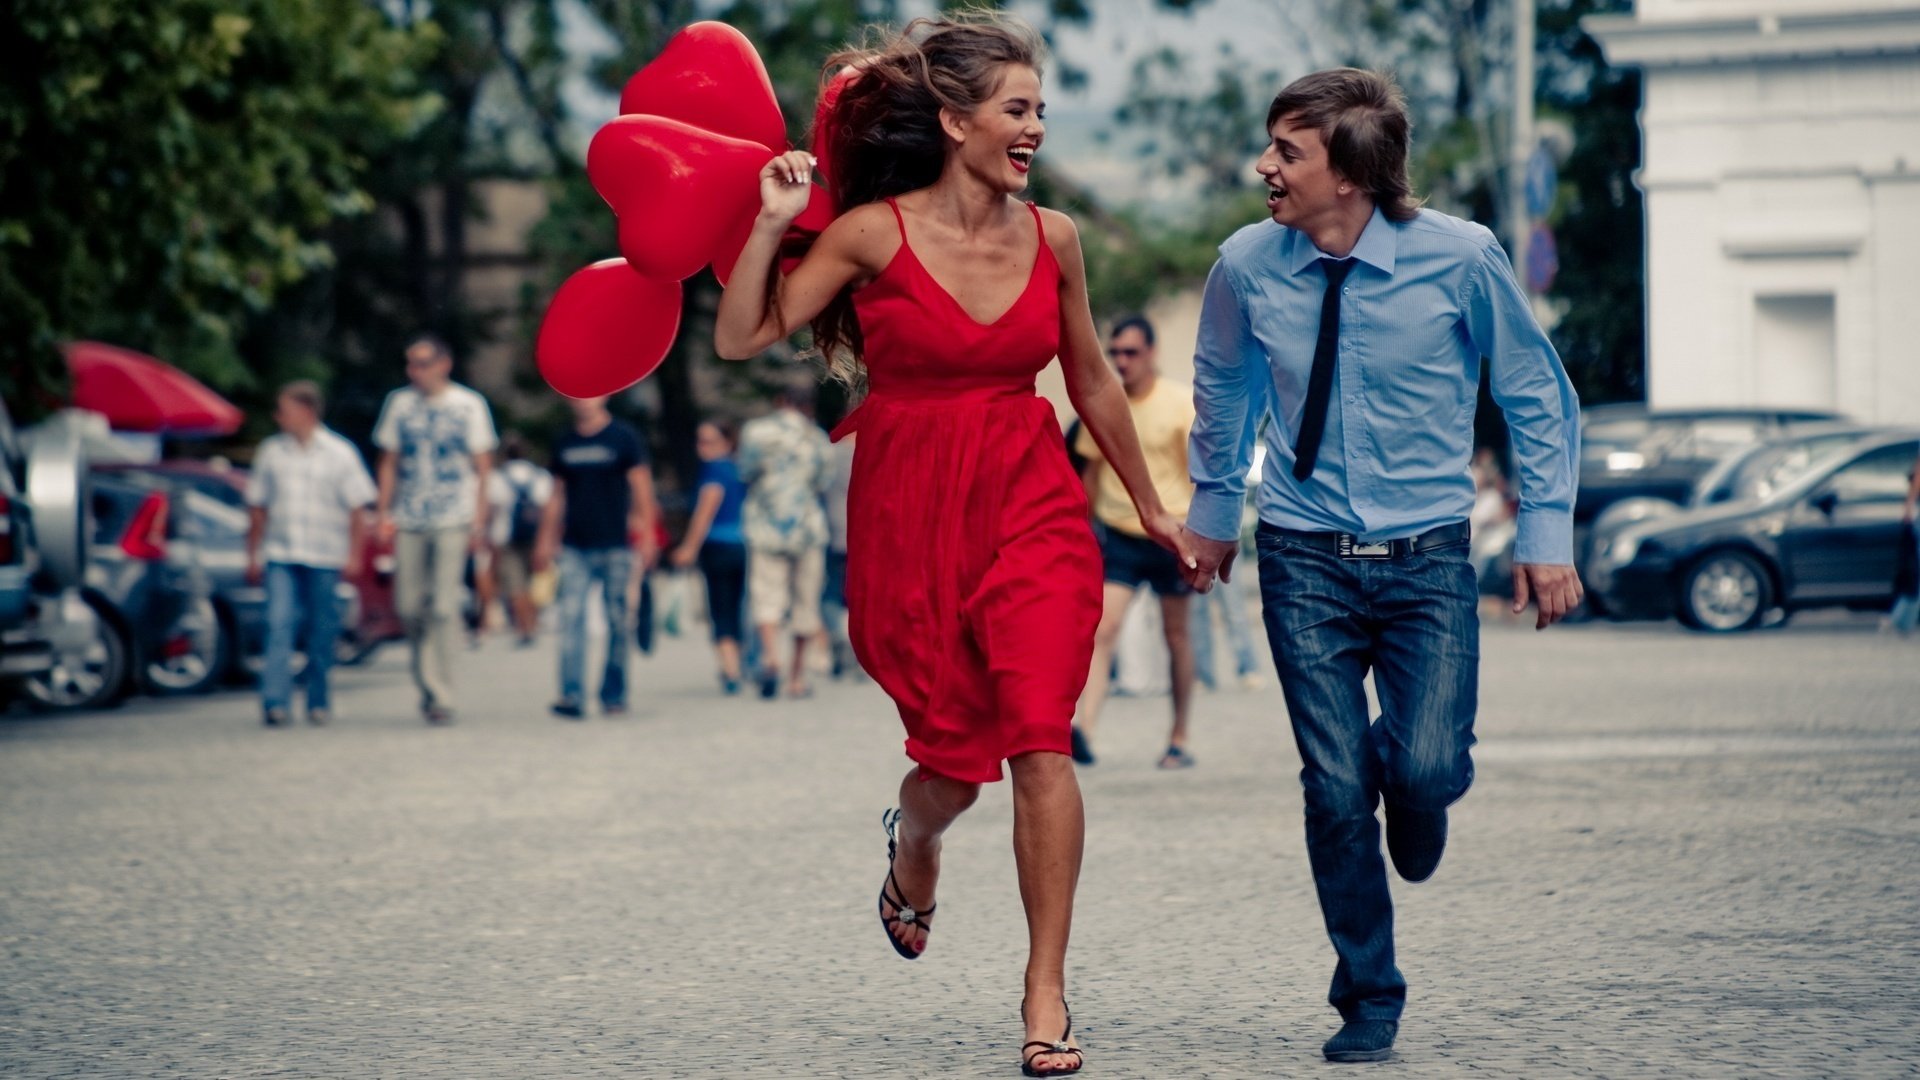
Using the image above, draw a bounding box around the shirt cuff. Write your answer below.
[1513,509,1574,565]
[1186,489,1243,545]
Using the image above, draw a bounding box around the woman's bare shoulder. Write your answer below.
[1032,205,1082,261]
[817,201,902,271]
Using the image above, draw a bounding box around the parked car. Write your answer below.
[1577,405,1846,523]
[1687,425,1883,509]
[0,396,53,692]
[1589,430,1920,631]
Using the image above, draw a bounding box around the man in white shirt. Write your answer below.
[373,334,498,724]
[246,381,378,727]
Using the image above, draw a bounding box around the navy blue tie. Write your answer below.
[1292,257,1355,481]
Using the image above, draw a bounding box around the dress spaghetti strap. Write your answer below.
[1026,201,1047,246]
[885,197,908,241]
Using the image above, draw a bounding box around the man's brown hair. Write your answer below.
[1267,68,1421,223]
[279,380,325,416]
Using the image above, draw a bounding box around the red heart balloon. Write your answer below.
[536,259,682,398]
[710,192,831,288]
[588,114,772,282]
[797,67,859,231]
[712,68,860,286]
[619,21,787,154]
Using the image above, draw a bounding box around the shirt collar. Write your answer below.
[1284,205,1398,277]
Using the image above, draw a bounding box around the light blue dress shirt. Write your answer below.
[1187,207,1580,565]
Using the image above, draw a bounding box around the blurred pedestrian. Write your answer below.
[823,430,862,680]
[714,15,1192,1072]
[534,395,655,719]
[670,419,749,693]
[1071,315,1200,769]
[491,432,552,648]
[1890,460,1920,635]
[373,334,498,725]
[1183,69,1581,1063]
[1189,529,1264,692]
[245,381,376,727]
[737,380,832,700]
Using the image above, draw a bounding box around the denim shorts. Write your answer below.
[1098,523,1192,596]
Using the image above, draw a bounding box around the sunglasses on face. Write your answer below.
[1106,346,1145,359]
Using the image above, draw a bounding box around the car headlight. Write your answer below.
[1606,533,1642,566]
[1605,451,1647,472]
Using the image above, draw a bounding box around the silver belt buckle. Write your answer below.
[1337,534,1392,560]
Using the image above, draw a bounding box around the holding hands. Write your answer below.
[1178,529,1240,594]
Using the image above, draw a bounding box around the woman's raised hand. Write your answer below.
[758,150,817,225]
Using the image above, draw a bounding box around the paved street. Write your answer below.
[3,610,1918,1078]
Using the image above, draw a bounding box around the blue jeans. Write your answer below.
[263,563,342,715]
[557,546,633,707]
[1893,526,1920,633]
[1190,563,1260,686]
[1254,523,1480,1024]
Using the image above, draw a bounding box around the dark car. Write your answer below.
[0,396,53,688]
[1687,425,1883,509]
[1577,405,1847,523]
[1589,430,1920,631]
[1568,405,1847,614]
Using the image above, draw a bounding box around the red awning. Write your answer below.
[62,341,244,436]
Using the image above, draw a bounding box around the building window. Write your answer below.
[1752,294,1836,409]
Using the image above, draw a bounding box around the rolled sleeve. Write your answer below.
[1465,242,1580,565]
[244,446,273,508]
[1186,258,1269,543]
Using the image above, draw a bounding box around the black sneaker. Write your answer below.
[1068,725,1095,766]
[550,699,585,720]
[1385,803,1448,883]
[720,675,742,696]
[756,667,779,700]
[263,708,290,728]
[1323,1020,1397,1063]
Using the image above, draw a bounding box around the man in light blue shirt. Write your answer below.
[1182,69,1582,1064]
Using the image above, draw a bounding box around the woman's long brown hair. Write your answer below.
[788,11,1045,390]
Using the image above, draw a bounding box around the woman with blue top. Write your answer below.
[671,419,751,693]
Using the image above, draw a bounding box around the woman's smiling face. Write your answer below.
[948,63,1046,192]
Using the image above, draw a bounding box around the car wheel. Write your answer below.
[144,596,229,695]
[22,592,130,711]
[1678,550,1772,632]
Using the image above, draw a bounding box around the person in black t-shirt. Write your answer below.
[533,395,656,718]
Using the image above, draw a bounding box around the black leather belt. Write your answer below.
[1258,520,1470,560]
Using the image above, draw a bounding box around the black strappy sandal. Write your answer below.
[877,808,935,961]
[1019,997,1084,1077]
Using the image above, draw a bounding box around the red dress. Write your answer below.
[831,198,1102,783]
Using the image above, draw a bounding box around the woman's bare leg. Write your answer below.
[1009,751,1085,1073]
[883,768,980,954]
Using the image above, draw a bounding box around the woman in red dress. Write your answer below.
[716,14,1191,1075]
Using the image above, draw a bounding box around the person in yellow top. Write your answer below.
[1071,315,1199,768]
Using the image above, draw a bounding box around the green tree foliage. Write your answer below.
[1538,0,1643,404]
[0,0,437,413]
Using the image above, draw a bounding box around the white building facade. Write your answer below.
[1589,0,1920,424]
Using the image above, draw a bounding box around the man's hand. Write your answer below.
[670,544,698,570]
[1180,529,1240,594]
[245,555,264,588]
[1513,562,1583,630]
[375,514,397,545]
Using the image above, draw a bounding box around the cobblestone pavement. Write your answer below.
[2,611,1917,1079]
